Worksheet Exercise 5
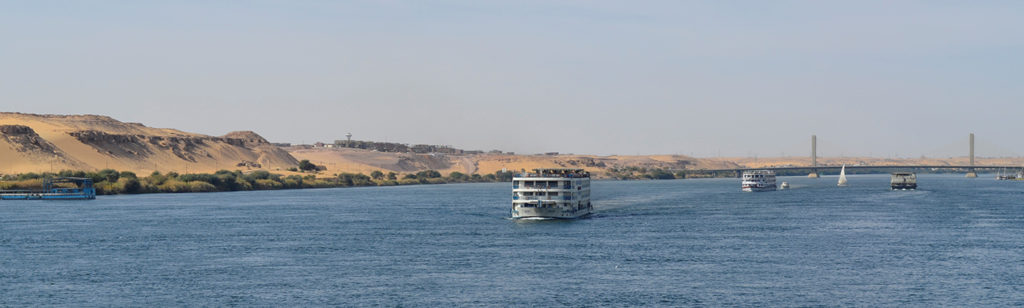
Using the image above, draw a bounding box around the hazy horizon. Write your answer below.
[3,1,1022,158]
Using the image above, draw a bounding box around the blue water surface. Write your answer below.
[2,174,1024,306]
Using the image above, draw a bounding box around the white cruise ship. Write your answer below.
[741,170,777,192]
[511,168,592,219]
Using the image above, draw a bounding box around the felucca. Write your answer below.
[837,164,848,187]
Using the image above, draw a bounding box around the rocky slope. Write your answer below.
[0,113,297,174]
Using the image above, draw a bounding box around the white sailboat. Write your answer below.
[837,164,848,187]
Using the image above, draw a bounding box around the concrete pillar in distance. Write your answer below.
[966,133,977,178]
[808,135,820,178]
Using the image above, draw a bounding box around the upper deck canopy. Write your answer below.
[45,177,94,188]
[518,168,590,178]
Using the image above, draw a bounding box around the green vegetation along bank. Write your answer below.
[0,169,518,195]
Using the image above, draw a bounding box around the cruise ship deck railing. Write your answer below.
[516,174,589,178]
[517,197,565,201]
[519,185,574,189]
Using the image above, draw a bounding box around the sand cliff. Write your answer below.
[0,113,736,178]
[0,113,297,174]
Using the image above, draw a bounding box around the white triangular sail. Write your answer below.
[837,164,848,186]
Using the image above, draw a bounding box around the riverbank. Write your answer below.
[0,169,517,195]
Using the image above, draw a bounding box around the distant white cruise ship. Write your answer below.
[741,170,777,192]
[511,168,592,219]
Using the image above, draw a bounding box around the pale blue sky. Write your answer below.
[2,1,1022,157]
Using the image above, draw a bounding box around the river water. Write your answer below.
[2,174,1023,306]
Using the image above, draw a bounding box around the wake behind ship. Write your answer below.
[511,168,592,219]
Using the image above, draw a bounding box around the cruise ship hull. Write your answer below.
[741,185,777,192]
[511,206,592,219]
[891,183,917,190]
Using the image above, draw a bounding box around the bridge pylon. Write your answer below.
[808,135,820,178]
[966,133,978,178]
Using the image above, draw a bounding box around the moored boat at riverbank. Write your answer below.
[0,177,96,200]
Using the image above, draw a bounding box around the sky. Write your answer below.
[2,1,1022,157]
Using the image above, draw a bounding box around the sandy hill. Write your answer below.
[288,147,739,179]
[0,113,297,175]
[1,112,734,178]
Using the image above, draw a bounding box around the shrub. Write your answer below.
[179,173,216,185]
[448,171,467,182]
[371,170,384,180]
[17,173,42,181]
[307,179,333,188]
[298,160,318,172]
[282,179,300,189]
[158,179,190,193]
[253,179,283,190]
[148,173,169,186]
[119,177,142,194]
[119,171,138,179]
[416,170,441,179]
[244,170,274,182]
[235,180,253,191]
[424,178,447,185]
[187,181,217,192]
[214,173,239,191]
[648,169,675,180]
